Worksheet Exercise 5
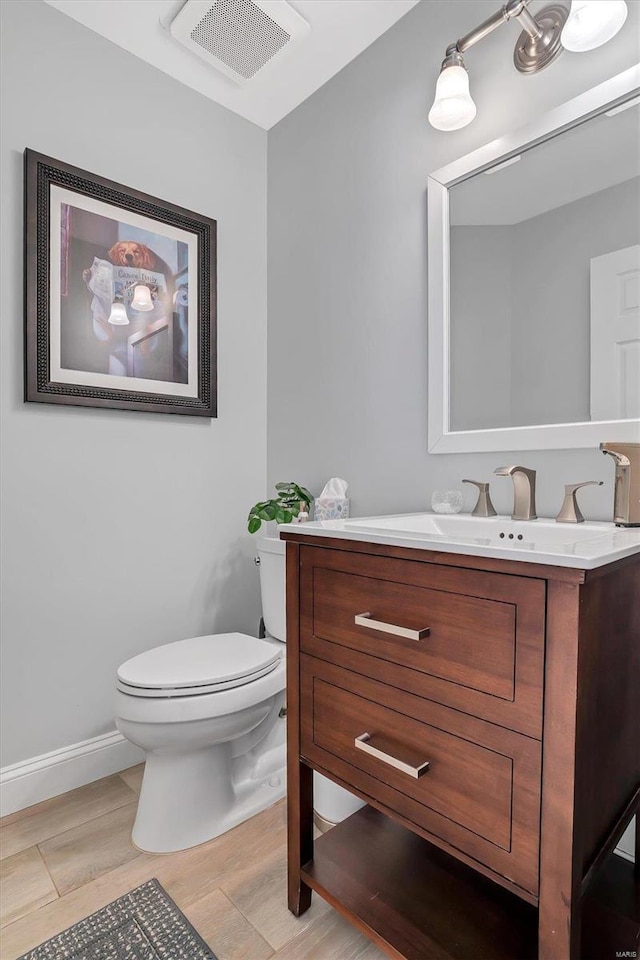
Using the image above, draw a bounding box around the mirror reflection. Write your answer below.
[449,101,640,432]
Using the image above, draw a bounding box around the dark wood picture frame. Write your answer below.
[24,149,217,417]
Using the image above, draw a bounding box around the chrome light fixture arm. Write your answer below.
[443,0,566,73]
[452,0,534,57]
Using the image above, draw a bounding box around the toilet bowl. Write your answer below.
[115,537,287,854]
[115,534,360,853]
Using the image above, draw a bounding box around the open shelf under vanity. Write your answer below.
[304,805,639,960]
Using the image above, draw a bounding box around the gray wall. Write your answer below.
[0,1,267,765]
[267,0,640,522]
[451,177,640,430]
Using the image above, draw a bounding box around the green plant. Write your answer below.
[247,481,313,534]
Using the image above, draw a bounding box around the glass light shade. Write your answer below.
[561,0,628,52]
[131,284,154,311]
[428,65,477,132]
[107,301,129,326]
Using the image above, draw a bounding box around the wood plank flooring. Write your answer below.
[0,767,385,960]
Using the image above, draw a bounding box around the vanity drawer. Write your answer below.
[299,546,545,738]
[301,654,541,897]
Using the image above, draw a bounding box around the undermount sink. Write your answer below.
[279,512,640,569]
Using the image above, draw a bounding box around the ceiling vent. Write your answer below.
[168,0,310,84]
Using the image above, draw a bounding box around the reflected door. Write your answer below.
[590,244,640,421]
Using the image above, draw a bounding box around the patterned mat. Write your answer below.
[18,879,216,960]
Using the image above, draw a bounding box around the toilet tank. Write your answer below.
[256,537,286,642]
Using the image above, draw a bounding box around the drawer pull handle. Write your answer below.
[354,612,430,642]
[354,733,430,779]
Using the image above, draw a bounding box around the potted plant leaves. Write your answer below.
[247,482,314,534]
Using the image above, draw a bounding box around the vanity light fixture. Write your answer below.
[428,50,477,132]
[561,0,628,52]
[429,0,629,132]
[107,300,130,326]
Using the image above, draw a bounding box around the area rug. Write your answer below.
[18,878,216,960]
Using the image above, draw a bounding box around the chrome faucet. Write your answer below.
[600,442,640,527]
[494,465,537,521]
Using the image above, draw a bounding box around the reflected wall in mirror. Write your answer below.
[428,67,640,453]
[449,103,640,433]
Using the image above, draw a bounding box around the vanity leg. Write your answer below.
[538,581,582,960]
[538,888,582,960]
[287,761,313,916]
[285,541,313,916]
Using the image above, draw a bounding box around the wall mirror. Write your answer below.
[428,66,640,453]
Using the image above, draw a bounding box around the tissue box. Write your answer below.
[314,498,350,521]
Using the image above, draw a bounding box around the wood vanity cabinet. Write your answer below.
[283,533,640,960]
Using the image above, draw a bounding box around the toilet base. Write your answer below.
[132,739,286,853]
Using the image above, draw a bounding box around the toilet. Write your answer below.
[115,536,288,853]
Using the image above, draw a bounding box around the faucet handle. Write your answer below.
[462,480,497,517]
[556,481,603,524]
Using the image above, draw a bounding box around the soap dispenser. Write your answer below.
[600,442,640,527]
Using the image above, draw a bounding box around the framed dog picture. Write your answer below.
[24,150,216,417]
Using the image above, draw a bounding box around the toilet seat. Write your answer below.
[115,657,286,724]
[117,632,280,699]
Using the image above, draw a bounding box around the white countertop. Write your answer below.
[279,512,640,570]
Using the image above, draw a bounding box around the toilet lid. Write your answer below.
[117,633,280,692]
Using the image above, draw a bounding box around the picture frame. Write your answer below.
[24,149,217,417]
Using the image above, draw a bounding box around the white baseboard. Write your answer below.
[0,731,144,817]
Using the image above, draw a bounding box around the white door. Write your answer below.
[590,244,640,421]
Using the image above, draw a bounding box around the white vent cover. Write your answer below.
[168,0,310,84]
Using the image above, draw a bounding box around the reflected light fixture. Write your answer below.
[562,1,628,51]
[130,284,154,312]
[429,0,629,132]
[107,300,129,326]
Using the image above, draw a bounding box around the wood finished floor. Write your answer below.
[0,767,386,959]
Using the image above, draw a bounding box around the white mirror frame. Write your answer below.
[428,65,640,454]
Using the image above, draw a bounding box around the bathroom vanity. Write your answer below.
[282,517,640,960]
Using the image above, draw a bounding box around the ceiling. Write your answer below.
[44,0,420,129]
